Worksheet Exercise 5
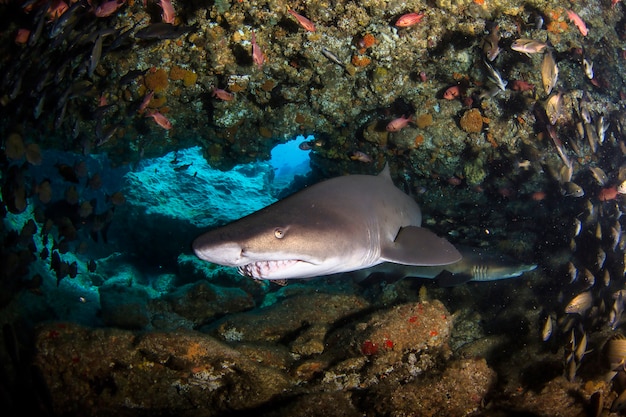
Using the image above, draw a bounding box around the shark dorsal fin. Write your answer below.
[378,162,391,180]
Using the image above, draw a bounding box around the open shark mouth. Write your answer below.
[237,260,301,279]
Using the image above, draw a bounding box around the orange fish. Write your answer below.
[443,85,462,100]
[599,186,618,202]
[159,0,175,24]
[14,28,30,44]
[288,9,316,32]
[47,0,69,20]
[138,91,154,114]
[510,80,535,92]
[395,12,424,28]
[212,88,234,101]
[94,0,125,18]
[251,31,265,69]
[147,111,172,130]
[566,10,588,36]
[386,115,413,132]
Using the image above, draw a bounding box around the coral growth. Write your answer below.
[460,108,484,133]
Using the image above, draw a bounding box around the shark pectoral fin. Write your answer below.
[435,270,473,287]
[381,226,462,266]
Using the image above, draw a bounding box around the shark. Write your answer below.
[345,245,537,286]
[192,164,462,280]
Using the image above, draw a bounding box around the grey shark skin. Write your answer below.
[348,245,537,286]
[192,165,461,280]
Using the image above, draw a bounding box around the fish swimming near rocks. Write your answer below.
[193,164,461,280]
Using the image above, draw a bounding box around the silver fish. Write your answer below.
[567,261,578,283]
[510,38,547,56]
[561,182,584,198]
[597,248,607,270]
[585,122,599,152]
[321,48,345,67]
[611,226,622,252]
[483,60,507,91]
[589,166,608,186]
[580,99,593,124]
[573,218,582,236]
[560,162,574,183]
[565,291,593,315]
[575,330,588,363]
[88,35,103,78]
[581,267,595,290]
[583,58,594,80]
[545,92,562,125]
[565,354,578,382]
[541,48,558,95]
[610,292,624,330]
[546,125,571,168]
[542,315,553,342]
[482,25,501,61]
[596,115,609,144]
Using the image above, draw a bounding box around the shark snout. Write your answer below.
[192,237,245,266]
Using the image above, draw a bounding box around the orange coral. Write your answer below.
[460,108,483,133]
[229,83,246,93]
[547,20,567,34]
[144,68,168,92]
[260,79,276,92]
[415,113,433,129]
[546,9,568,34]
[169,66,197,87]
[357,33,376,53]
[414,134,425,147]
[351,55,371,67]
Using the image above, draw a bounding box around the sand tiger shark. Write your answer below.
[193,164,462,280]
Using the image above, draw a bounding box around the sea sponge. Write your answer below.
[357,33,376,52]
[351,55,371,67]
[144,68,168,93]
[463,159,487,186]
[170,66,198,87]
[415,113,433,129]
[460,108,483,133]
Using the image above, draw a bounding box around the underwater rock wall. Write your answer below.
[33,297,494,417]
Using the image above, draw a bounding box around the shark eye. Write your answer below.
[274,228,286,239]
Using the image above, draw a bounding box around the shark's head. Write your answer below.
[192,212,362,280]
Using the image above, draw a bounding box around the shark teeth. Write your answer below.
[238,260,299,279]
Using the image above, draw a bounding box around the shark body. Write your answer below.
[192,165,461,280]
